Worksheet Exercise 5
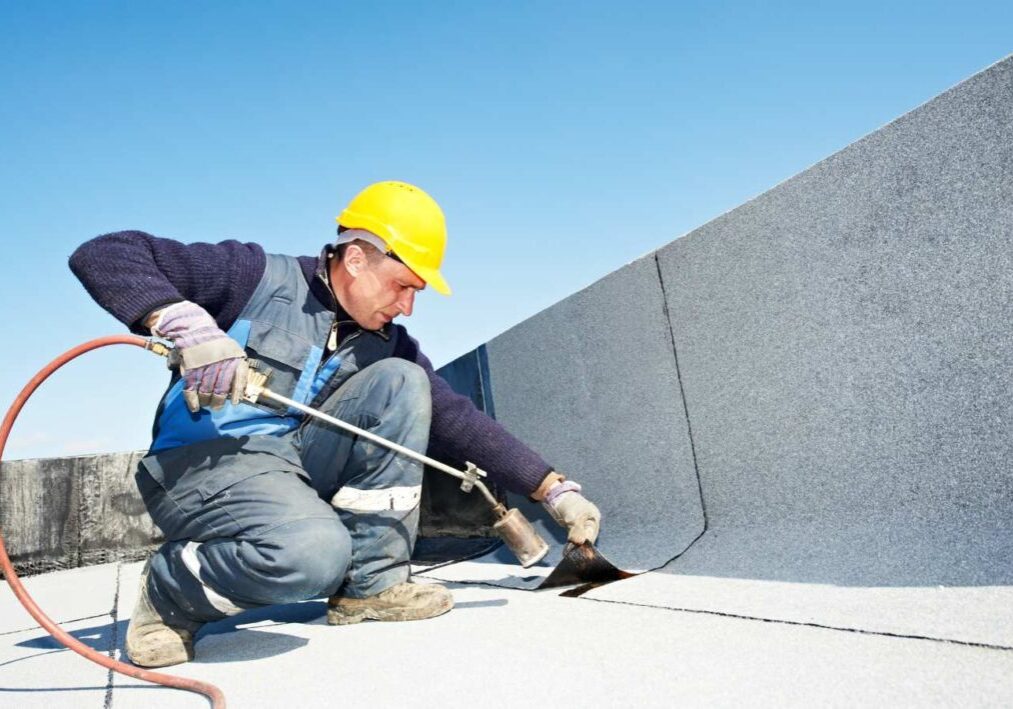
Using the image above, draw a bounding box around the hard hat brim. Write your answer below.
[407,262,452,296]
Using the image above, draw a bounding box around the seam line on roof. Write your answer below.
[578,596,1013,652]
[102,562,121,709]
[654,253,709,544]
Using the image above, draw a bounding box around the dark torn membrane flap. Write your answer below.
[539,541,636,594]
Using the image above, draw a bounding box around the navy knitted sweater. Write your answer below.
[68,230,552,496]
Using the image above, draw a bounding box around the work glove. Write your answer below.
[542,480,601,545]
[150,301,249,413]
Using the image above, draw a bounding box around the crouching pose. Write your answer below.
[70,181,602,667]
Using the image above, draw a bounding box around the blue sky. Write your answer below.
[1,1,1010,460]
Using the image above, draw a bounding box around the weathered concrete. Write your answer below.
[0,456,83,576]
[2,443,493,577]
[77,450,163,569]
[0,452,160,577]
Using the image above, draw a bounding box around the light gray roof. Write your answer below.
[3,559,1012,707]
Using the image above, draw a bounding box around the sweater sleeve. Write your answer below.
[394,331,553,497]
[69,230,267,333]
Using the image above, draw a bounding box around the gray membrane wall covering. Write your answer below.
[655,55,1013,588]
[482,255,705,570]
[429,55,1013,610]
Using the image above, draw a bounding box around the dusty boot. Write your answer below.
[125,565,198,668]
[327,582,453,625]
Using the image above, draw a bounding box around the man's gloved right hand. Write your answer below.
[150,301,249,413]
[542,480,601,545]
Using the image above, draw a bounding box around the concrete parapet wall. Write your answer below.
[2,446,492,577]
[0,451,161,576]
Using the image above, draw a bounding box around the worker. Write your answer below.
[69,181,601,668]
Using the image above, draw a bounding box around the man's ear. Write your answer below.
[342,244,368,277]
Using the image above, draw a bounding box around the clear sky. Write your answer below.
[1,1,1011,460]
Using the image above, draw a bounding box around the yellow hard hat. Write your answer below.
[336,181,451,295]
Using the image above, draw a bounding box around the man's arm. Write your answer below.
[404,343,600,543]
[69,230,266,332]
[429,371,561,497]
[392,334,561,495]
[70,230,266,412]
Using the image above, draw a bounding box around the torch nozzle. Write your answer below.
[492,504,549,568]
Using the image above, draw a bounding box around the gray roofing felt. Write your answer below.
[435,54,1013,598]
[4,54,1013,708]
[484,253,705,571]
[652,50,1013,591]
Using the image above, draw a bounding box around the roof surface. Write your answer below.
[2,557,1012,707]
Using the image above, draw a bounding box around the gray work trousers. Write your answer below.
[136,359,432,629]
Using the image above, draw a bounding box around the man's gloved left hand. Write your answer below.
[542,480,601,545]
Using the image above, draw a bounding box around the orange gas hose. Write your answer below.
[0,335,225,708]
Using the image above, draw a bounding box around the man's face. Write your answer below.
[332,248,426,330]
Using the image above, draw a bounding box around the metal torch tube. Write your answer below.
[256,388,501,508]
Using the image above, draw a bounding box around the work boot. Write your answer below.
[327,582,453,625]
[125,564,198,668]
